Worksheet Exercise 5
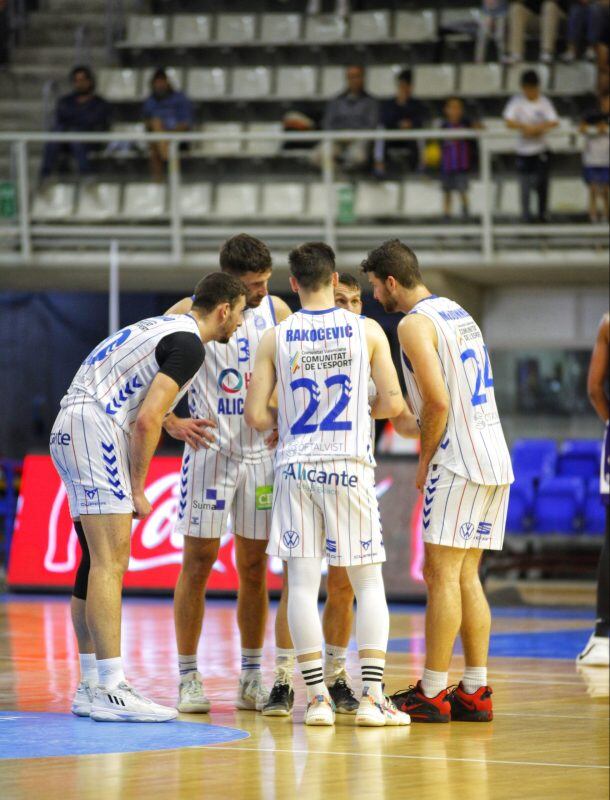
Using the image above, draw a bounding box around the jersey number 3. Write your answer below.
[289,375,353,435]
[461,346,494,407]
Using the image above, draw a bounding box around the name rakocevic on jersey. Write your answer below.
[187,294,277,463]
[60,315,204,434]
[275,307,374,468]
[401,295,513,486]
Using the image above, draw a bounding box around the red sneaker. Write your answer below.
[448,682,493,722]
[389,681,451,723]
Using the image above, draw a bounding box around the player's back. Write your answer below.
[402,295,513,486]
[275,307,373,467]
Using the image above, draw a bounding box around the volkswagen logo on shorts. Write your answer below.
[282,530,300,549]
[460,522,475,540]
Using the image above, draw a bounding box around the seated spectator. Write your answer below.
[503,69,559,222]
[314,65,378,172]
[439,98,481,218]
[561,1,602,62]
[579,92,610,222]
[39,66,111,181]
[507,1,567,64]
[374,69,425,177]
[476,0,509,63]
[143,68,193,182]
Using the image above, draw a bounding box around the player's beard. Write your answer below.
[247,293,265,309]
[380,291,398,313]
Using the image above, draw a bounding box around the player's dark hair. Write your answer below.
[397,68,412,85]
[191,272,246,314]
[521,69,540,87]
[289,242,336,291]
[219,234,272,275]
[337,273,361,292]
[70,65,95,88]
[360,239,423,289]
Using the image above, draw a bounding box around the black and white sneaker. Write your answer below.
[90,682,178,722]
[328,674,359,715]
[262,678,294,717]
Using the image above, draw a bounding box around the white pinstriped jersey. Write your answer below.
[401,296,514,486]
[60,314,201,434]
[274,307,374,468]
[188,295,276,463]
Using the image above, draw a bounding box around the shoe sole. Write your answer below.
[177,703,211,713]
[262,707,292,717]
[305,716,335,726]
[235,700,266,711]
[409,714,450,723]
[91,709,178,722]
[451,712,493,722]
[71,706,91,717]
[355,715,385,727]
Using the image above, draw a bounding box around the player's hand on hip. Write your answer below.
[264,429,279,449]
[166,416,216,450]
[133,492,152,520]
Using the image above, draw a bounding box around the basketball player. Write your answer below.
[362,239,513,723]
[577,312,609,667]
[245,242,410,727]
[49,273,246,722]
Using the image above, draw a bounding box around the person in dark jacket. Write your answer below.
[374,68,425,176]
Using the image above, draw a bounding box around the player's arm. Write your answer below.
[366,318,406,420]
[244,329,278,431]
[271,295,292,323]
[165,296,193,315]
[587,313,610,424]
[391,402,420,438]
[398,314,449,491]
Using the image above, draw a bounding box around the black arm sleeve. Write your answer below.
[155,332,205,388]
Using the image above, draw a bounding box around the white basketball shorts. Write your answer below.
[174,446,274,540]
[422,464,510,550]
[268,459,385,567]
[50,402,134,518]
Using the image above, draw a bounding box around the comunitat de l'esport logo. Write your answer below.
[217,368,251,416]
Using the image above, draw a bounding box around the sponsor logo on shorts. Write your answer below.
[191,516,200,526]
[255,485,273,511]
[282,530,300,549]
[326,538,337,554]
[476,521,492,536]
[282,463,358,488]
[193,488,226,512]
[50,432,71,446]
[84,488,99,500]
[360,540,371,550]
[460,522,475,540]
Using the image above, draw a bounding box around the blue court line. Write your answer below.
[0,712,249,760]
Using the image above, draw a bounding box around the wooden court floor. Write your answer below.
[0,595,608,800]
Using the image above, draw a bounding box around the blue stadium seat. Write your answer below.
[583,477,606,535]
[511,439,557,482]
[506,478,535,534]
[556,440,602,480]
[533,477,585,534]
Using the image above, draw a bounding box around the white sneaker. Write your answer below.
[577,634,610,667]
[356,691,411,727]
[90,682,178,722]
[71,680,95,717]
[236,674,270,711]
[177,671,211,713]
[380,695,411,726]
[304,694,335,726]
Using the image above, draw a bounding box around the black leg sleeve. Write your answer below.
[72,520,91,601]
[595,507,610,637]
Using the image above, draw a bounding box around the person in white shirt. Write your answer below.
[579,92,610,223]
[503,69,559,222]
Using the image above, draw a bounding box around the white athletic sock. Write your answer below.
[241,648,263,680]
[421,668,448,698]
[178,653,198,679]
[324,644,347,682]
[79,652,98,684]
[462,666,488,694]
[97,656,125,690]
[275,647,295,682]
[299,657,329,702]
[361,657,385,702]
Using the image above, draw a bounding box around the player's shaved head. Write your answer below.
[288,242,336,291]
[361,239,423,289]
[219,234,272,275]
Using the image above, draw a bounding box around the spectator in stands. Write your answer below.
[560,1,603,62]
[439,98,481,219]
[579,92,610,222]
[316,65,378,171]
[507,1,566,64]
[503,69,559,222]
[40,66,111,182]
[476,0,509,63]
[374,69,425,177]
[143,68,193,182]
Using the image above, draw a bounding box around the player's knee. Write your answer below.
[327,570,354,606]
[237,550,268,586]
[182,547,217,583]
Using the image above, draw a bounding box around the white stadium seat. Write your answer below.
[553,62,596,95]
[178,183,213,218]
[215,14,257,44]
[413,65,457,98]
[31,183,75,220]
[440,7,480,29]
[355,182,401,217]
[230,67,272,100]
[215,183,259,218]
[402,179,443,216]
[244,123,282,156]
[320,66,344,98]
[195,123,243,156]
[126,15,169,46]
[349,11,391,42]
[552,118,576,152]
[304,14,347,43]
[141,67,184,97]
[367,65,402,97]
[506,63,550,94]
[172,15,212,46]
[305,182,350,219]
[498,179,521,215]
[261,183,306,219]
[469,179,493,218]
[395,10,437,42]
[260,14,301,44]
[75,183,121,221]
[98,69,139,101]
[275,66,318,99]
[460,64,503,97]
[484,117,518,153]
[123,183,167,219]
[186,68,227,100]
[550,178,588,214]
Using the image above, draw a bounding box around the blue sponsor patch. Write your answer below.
[326,538,337,554]
[477,521,492,536]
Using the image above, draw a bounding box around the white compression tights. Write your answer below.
[286,559,389,655]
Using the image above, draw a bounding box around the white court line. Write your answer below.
[205,745,609,771]
[495,712,609,720]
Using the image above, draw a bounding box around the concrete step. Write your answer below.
[12,45,107,68]
[0,68,69,101]
[24,14,108,47]
[0,101,45,131]
[41,0,109,12]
